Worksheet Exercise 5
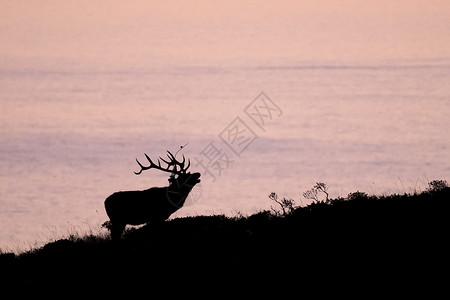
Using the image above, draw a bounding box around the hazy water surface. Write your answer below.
[1,0,450,251]
[1,63,449,250]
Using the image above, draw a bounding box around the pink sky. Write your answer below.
[1,0,449,69]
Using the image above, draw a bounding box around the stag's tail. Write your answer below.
[104,194,116,220]
[104,194,126,240]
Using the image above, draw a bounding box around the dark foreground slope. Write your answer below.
[1,187,449,292]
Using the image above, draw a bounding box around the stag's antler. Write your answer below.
[134,151,190,175]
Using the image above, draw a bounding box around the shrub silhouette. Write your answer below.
[427,179,448,192]
[268,192,296,216]
[347,190,369,201]
[303,182,329,202]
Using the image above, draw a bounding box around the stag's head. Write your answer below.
[134,150,201,187]
[170,172,201,189]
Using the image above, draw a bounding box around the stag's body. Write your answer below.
[104,149,200,239]
[106,188,173,226]
[105,174,199,239]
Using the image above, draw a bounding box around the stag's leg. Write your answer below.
[110,222,125,240]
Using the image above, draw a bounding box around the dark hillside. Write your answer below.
[1,186,448,291]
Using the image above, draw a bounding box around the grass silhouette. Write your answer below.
[1,181,448,291]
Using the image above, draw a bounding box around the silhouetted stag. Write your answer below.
[104,151,201,239]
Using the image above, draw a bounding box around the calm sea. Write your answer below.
[1,62,449,251]
[3,0,450,252]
